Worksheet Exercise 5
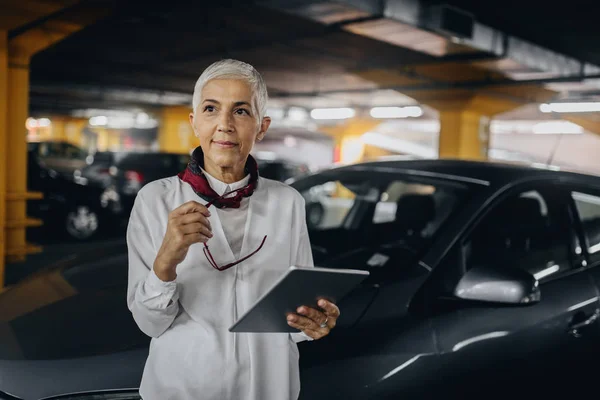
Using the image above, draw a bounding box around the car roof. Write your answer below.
[307,158,600,188]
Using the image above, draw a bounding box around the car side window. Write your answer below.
[571,191,600,265]
[463,190,572,282]
[63,143,86,160]
[301,181,358,230]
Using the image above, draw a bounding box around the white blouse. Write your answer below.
[126,171,314,400]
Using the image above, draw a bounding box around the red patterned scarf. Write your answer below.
[177,146,259,209]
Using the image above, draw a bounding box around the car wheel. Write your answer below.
[65,205,100,240]
[306,202,325,229]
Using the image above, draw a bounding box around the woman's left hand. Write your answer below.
[286,299,340,340]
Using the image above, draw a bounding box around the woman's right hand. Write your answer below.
[153,201,213,282]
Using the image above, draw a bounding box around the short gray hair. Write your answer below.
[191,59,269,122]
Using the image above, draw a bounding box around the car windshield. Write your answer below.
[290,168,474,263]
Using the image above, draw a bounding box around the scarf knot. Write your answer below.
[177,146,259,209]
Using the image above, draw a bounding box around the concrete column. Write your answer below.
[49,116,67,141]
[363,145,395,160]
[158,106,195,154]
[65,118,88,147]
[438,110,490,160]
[95,128,109,152]
[0,30,7,288]
[427,95,524,160]
[47,116,88,147]
[6,46,43,262]
[108,130,121,151]
[319,118,381,164]
[564,116,600,136]
[0,1,108,287]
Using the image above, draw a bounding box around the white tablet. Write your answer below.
[228,266,370,333]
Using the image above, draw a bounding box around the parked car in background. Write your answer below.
[26,148,118,242]
[255,157,309,182]
[81,151,309,219]
[27,140,88,179]
[4,159,600,399]
[76,151,191,218]
[73,151,116,188]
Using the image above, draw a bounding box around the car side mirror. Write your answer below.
[454,264,540,305]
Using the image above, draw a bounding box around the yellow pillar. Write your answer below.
[108,130,121,151]
[49,116,67,141]
[0,2,109,287]
[95,128,109,152]
[0,30,7,288]
[318,118,381,199]
[5,42,43,262]
[43,116,87,147]
[158,106,195,154]
[426,95,525,160]
[64,118,87,148]
[319,118,381,164]
[363,145,395,160]
[563,116,600,136]
[437,110,490,160]
[355,63,557,161]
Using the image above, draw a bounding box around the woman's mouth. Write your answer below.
[213,140,238,148]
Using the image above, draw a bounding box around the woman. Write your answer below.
[126,59,340,400]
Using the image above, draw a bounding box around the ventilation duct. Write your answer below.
[258,0,600,89]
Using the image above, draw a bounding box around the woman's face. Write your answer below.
[189,78,270,176]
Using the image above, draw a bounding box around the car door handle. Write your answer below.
[568,309,600,338]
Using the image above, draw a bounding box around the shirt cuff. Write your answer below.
[141,269,178,309]
[291,331,314,343]
[147,268,178,289]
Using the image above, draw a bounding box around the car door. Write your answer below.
[298,175,472,399]
[566,186,600,378]
[426,183,600,397]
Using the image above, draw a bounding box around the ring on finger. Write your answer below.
[319,317,329,329]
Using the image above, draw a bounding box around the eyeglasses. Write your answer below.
[203,187,267,272]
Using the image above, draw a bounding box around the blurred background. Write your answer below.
[3,0,600,297]
[2,1,600,398]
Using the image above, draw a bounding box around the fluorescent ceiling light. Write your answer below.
[539,102,600,113]
[266,108,285,119]
[310,107,355,120]
[287,107,309,121]
[89,116,108,126]
[370,106,423,119]
[37,118,51,127]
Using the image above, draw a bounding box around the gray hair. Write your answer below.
[191,59,269,122]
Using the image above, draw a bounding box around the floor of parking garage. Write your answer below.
[5,237,126,286]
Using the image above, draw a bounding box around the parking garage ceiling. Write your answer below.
[10,0,600,115]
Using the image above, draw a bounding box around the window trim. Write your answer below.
[565,186,600,268]
[454,182,579,284]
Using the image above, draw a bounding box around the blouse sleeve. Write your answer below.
[126,194,179,338]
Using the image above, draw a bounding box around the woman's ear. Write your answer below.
[189,112,199,138]
[257,116,271,141]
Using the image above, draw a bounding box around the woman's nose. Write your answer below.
[217,112,234,132]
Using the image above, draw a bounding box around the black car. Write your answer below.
[3,159,600,399]
[255,158,309,182]
[27,141,89,181]
[26,149,118,242]
[76,151,191,217]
